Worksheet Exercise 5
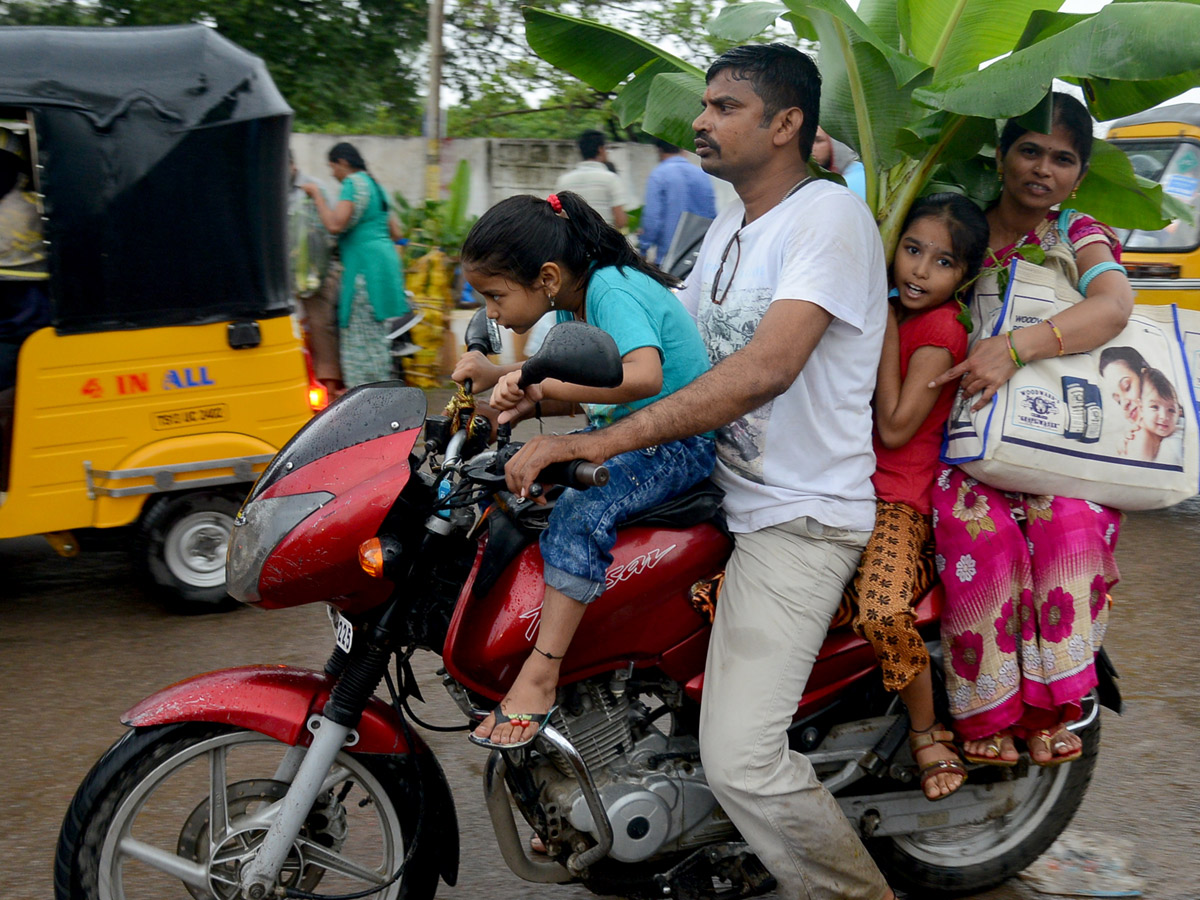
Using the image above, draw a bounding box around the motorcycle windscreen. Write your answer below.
[246,384,425,503]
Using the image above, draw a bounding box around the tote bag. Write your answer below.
[940,255,1200,510]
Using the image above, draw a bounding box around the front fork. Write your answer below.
[239,634,393,899]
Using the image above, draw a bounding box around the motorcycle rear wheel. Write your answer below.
[55,722,439,900]
[870,714,1100,897]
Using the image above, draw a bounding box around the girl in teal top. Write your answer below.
[303,142,411,388]
[458,190,715,750]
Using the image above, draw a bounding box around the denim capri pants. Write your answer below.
[540,434,716,604]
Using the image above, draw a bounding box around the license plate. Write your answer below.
[327,605,353,653]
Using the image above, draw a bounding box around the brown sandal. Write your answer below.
[909,729,968,801]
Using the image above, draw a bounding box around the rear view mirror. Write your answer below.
[464,308,503,356]
[519,321,622,390]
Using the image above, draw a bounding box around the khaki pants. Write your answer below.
[698,516,888,900]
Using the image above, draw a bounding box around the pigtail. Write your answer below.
[461,191,681,292]
[556,192,680,290]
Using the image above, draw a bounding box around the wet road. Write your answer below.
[2,487,1197,899]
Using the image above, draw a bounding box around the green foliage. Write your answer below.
[394,159,477,261]
[443,1,749,140]
[523,0,1200,257]
[0,0,427,134]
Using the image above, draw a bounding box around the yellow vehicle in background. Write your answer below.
[1106,104,1200,310]
[0,26,321,611]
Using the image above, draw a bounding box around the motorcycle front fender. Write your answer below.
[122,665,460,888]
[122,665,418,754]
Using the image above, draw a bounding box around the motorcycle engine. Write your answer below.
[536,680,735,864]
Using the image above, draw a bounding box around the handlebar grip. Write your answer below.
[570,461,609,487]
[526,460,609,498]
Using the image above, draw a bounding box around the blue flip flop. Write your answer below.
[468,705,559,750]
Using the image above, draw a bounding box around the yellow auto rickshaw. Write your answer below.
[1106,103,1200,310]
[0,25,321,611]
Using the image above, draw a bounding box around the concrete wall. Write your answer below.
[290,134,734,222]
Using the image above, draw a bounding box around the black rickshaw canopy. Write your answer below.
[0,25,293,334]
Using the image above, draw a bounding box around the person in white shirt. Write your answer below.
[505,43,894,900]
[555,129,627,229]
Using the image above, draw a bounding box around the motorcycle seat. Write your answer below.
[621,478,727,532]
[472,479,728,599]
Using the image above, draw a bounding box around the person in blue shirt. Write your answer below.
[458,189,715,749]
[638,139,717,261]
[812,126,867,201]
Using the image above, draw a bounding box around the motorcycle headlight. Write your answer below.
[226,492,334,604]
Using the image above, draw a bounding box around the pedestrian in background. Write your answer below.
[555,129,628,229]
[303,142,417,388]
[638,139,716,262]
[812,125,867,201]
[288,152,343,395]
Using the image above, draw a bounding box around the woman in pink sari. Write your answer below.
[929,93,1133,766]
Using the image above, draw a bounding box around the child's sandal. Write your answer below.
[909,729,968,802]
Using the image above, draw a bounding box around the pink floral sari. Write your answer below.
[931,466,1120,740]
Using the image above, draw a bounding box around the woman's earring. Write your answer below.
[548,293,556,309]
[1071,188,1078,199]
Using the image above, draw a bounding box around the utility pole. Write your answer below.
[425,0,443,204]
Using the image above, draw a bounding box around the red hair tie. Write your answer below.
[546,193,564,215]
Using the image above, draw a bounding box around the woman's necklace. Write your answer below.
[986,216,1053,270]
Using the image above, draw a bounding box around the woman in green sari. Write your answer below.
[303,142,416,388]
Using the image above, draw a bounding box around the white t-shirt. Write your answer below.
[555,161,626,226]
[678,179,886,533]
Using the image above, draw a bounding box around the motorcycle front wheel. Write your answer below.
[55,722,439,900]
[870,714,1100,897]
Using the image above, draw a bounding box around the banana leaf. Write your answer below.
[918,2,1200,119]
[523,1,1196,253]
[522,7,699,93]
[898,0,1060,83]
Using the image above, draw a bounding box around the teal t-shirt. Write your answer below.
[558,265,710,428]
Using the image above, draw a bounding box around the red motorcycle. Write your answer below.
[55,315,1119,900]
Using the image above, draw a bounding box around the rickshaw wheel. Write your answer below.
[136,490,242,614]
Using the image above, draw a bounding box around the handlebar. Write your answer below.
[527,460,609,498]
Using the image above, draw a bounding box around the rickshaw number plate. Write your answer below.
[152,404,229,430]
[327,605,353,654]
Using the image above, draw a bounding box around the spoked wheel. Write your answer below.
[55,723,438,900]
[871,714,1100,897]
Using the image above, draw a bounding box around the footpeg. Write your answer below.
[652,842,775,899]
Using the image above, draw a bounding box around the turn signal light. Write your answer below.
[302,346,329,412]
[359,538,385,578]
[308,381,329,411]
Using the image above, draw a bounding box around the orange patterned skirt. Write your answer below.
[837,500,936,692]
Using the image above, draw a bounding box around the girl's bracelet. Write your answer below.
[1045,318,1065,356]
[1005,330,1026,368]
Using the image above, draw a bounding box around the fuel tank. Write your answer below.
[443,520,732,699]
